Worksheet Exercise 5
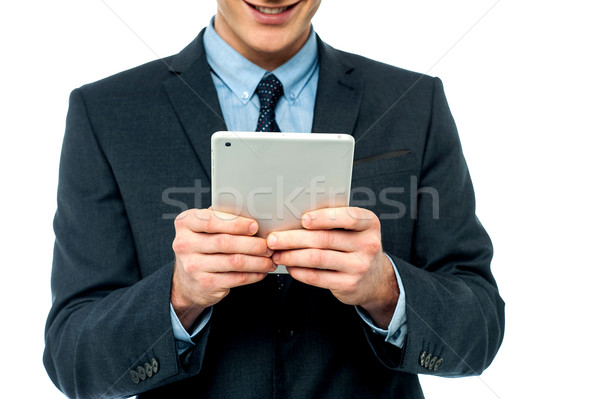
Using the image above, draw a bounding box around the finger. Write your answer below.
[199,233,273,256]
[301,207,378,232]
[267,229,355,252]
[189,253,276,273]
[286,266,351,292]
[201,270,270,290]
[221,272,270,289]
[272,248,357,272]
[176,209,259,235]
[173,232,273,258]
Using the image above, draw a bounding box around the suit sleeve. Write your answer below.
[43,89,210,398]
[362,78,505,376]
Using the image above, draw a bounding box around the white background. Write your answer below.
[1,1,599,398]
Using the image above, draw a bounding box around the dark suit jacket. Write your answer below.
[44,30,504,398]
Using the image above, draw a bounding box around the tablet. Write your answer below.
[211,131,355,272]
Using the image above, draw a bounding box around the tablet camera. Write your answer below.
[225,142,231,147]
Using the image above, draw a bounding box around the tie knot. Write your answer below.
[256,73,284,111]
[255,73,283,132]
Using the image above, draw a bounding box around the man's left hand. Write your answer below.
[267,207,399,328]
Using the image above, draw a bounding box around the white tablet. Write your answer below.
[211,131,355,273]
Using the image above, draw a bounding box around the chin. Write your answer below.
[249,30,300,55]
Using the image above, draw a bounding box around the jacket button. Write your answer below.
[429,357,437,370]
[151,358,159,374]
[144,363,153,378]
[420,351,427,367]
[434,358,443,370]
[137,366,147,381]
[424,353,432,368]
[130,370,140,384]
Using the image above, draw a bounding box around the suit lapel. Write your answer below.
[162,30,226,181]
[312,37,363,136]
[162,32,363,177]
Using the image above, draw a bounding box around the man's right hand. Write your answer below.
[171,209,275,330]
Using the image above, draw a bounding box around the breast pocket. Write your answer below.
[352,150,417,181]
[350,150,418,258]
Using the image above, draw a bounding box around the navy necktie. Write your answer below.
[255,73,284,132]
[255,73,289,291]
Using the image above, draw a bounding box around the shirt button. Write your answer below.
[277,328,295,340]
[241,91,249,99]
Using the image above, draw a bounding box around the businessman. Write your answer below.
[44,1,505,398]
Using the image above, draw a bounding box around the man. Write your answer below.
[44,1,505,398]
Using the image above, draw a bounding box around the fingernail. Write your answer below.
[267,235,277,247]
[271,262,278,271]
[302,214,311,228]
[267,248,274,257]
[272,252,280,262]
[249,222,258,234]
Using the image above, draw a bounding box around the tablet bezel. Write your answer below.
[211,131,355,273]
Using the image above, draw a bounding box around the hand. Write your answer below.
[266,207,399,328]
[171,209,276,330]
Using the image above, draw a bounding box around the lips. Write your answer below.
[244,1,300,25]
[247,1,298,15]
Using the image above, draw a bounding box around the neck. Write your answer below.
[244,47,305,71]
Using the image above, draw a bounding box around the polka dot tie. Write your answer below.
[255,73,284,132]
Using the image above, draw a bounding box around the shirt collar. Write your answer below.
[203,17,318,105]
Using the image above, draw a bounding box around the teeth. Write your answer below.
[255,6,289,14]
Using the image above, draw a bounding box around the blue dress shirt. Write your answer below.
[204,19,318,133]
[171,18,407,355]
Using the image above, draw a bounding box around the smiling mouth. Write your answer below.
[256,6,288,14]
[248,2,298,15]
